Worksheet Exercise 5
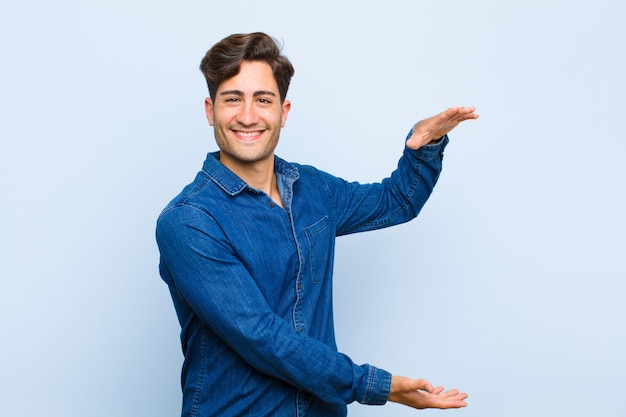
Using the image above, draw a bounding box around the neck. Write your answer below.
[219,154,282,207]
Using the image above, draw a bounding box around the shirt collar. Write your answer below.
[201,151,299,196]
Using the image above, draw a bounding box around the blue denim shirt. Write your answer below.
[156,132,448,417]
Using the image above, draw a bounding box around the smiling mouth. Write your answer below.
[233,130,264,140]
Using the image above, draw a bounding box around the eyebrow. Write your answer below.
[219,90,277,97]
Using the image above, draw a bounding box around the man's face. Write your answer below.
[205,60,290,170]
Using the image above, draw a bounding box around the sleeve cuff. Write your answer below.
[404,125,449,159]
[360,365,392,405]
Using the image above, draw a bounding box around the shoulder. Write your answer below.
[156,171,218,230]
[281,158,344,187]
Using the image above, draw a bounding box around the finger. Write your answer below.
[448,108,478,124]
[440,390,468,402]
[431,386,445,395]
[455,112,479,122]
[431,111,474,132]
[441,106,473,118]
[446,106,477,119]
[444,399,468,409]
[436,392,468,409]
[440,388,460,397]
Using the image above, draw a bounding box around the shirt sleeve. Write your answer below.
[314,133,449,236]
[156,205,392,405]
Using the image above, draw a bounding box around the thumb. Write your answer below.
[415,379,434,393]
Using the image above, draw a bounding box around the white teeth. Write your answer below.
[236,131,262,137]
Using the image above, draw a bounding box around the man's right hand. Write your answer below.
[387,376,468,410]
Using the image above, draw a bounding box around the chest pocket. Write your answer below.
[304,216,331,283]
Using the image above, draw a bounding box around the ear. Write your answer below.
[204,98,214,126]
[281,100,291,127]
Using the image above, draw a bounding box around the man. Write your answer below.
[156,32,478,416]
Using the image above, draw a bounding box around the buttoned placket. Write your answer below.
[275,171,307,336]
[277,171,313,416]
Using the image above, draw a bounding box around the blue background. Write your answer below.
[2,1,625,416]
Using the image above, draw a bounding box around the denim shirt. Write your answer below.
[156,132,449,417]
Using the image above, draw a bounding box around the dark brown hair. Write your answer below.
[199,32,295,102]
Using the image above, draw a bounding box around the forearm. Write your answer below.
[218,310,391,405]
[331,134,448,236]
[157,206,391,405]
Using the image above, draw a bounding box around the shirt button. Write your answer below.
[269,202,275,207]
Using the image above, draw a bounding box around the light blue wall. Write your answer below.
[2,1,625,416]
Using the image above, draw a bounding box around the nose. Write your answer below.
[236,102,259,127]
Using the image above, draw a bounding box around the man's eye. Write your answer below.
[225,97,240,103]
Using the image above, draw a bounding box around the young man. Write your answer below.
[156,32,478,416]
